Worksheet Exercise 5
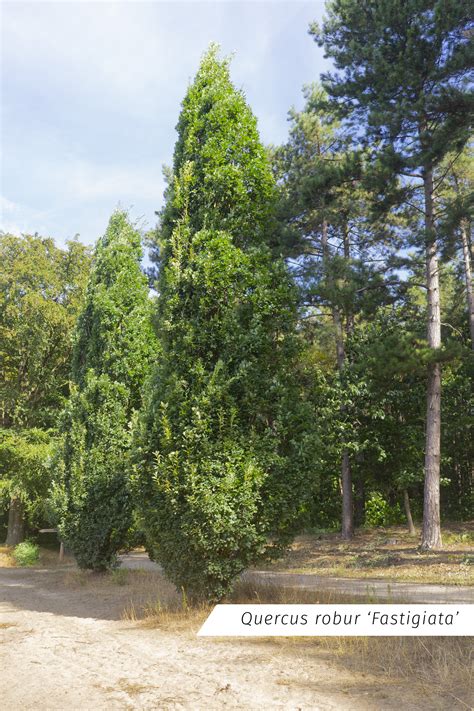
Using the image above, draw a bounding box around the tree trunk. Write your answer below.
[421,164,442,550]
[343,225,355,339]
[403,489,416,536]
[5,497,25,546]
[354,473,366,527]
[341,450,353,539]
[460,221,474,350]
[321,219,353,539]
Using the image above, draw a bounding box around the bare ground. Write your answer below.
[1,563,472,710]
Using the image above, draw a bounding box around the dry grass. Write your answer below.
[0,543,74,569]
[232,581,473,709]
[59,566,210,630]
[260,523,474,585]
[2,554,471,708]
[120,574,211,632]
[106,572,473,708]
[0,545,15,567]
[320,636,473,710]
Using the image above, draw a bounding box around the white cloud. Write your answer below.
[1,1,326,244]
[0,195,47,235]
[2,2,210,116]
[2,1,303,122]
[62,158,164,203]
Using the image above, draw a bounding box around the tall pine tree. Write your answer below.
[56,210,156,570]
[273,84,400,537]
[312,0,473,549]
[134,46,312,601]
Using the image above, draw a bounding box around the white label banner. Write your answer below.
[197,604,473,636]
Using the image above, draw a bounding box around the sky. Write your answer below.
[1,1,330,247]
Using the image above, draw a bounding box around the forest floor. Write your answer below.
[258,523,474,586]
[1,562,473,711]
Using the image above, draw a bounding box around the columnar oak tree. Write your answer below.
[56,211,156,570]
[135,46,312,601]
[312,0,473,549]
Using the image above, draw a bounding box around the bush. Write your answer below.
[56,374,133,571]
[365,492,403,527]
[13,540,39,566]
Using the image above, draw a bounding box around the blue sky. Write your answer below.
[1,1,329,247]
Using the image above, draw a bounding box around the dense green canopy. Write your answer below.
[135,47,313,601]
[56,211,157,570]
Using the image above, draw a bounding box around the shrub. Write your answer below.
[13,540,39,566]
[365,491,403,527]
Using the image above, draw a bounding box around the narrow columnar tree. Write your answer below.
[135,46,312,601]
[56,211,156,570]
[312,0,473,549]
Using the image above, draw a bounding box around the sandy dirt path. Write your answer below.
[121,552,474,603]
[0,565,450,711]
[244,571,474,603]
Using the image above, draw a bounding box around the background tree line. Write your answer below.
[1,1,472,600]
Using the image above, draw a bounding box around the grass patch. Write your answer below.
[322,636,473,710]
[111,568,129,586]
[121,577,211,631]
[0,542,73,569]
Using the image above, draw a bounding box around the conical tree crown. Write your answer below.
[160,44,276,248]
[72,210,155,409]
[57,210,157,571]
[135,47,312,601]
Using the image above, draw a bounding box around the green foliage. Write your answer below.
[0,232,90,540]
[309,2,473,544]
[55,374,133,570]
[0,428,54,529]
[0,234,91,429]
[13,540,40,566]
[135,47,313,601]
[440,352,473,520]
[72,212,156,404]
[57,211,157,571]
[364,492,403,528]
[149,44,277,275]
[311,1,473,176]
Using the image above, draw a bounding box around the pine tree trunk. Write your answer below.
[322,219,353,540]
[460,221,474,350]
[403,489,416,536]
[354,473,366,527]
[341,450,353,539]
[343,225,355,339]
[421,165,442,551]
[5,497,25,547]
